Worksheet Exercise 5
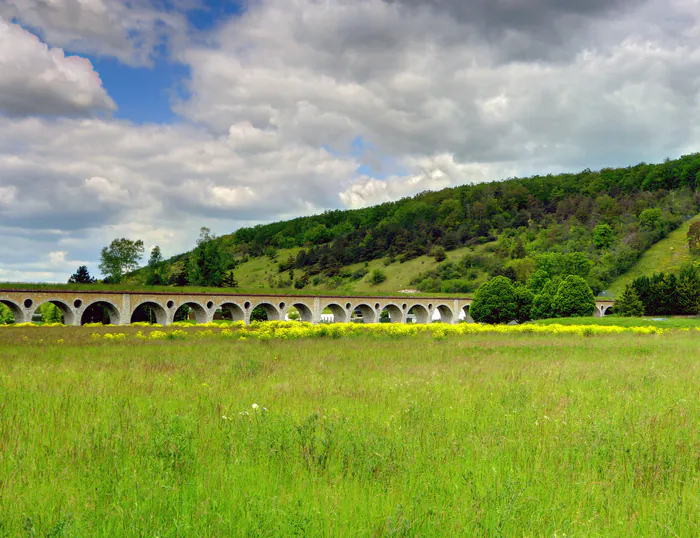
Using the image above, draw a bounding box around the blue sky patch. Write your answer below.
[90,54,191,124]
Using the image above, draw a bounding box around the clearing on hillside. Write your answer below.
[607,214,700,297]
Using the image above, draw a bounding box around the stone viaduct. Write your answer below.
[0,289,616,326]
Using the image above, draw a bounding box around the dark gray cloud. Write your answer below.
[387,0,642,28]
[384,0,651,62]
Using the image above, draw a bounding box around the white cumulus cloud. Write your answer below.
[0,18,115,117]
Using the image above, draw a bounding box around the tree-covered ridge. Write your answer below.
[232,154,699,249]
[201,154,697,292]
[137,154,700,295]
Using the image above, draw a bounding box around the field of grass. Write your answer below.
[534,315,700,329]
[607,214,700,297]
[1,325,699,536]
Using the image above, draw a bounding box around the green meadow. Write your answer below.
[534,315,700,329]
[1,328,700,536]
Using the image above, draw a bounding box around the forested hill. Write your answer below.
[151,153,700,295]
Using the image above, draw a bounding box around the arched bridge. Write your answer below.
[0,289,616,326]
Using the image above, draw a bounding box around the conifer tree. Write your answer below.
[221,272,239,288]
[68,265,96,284]
[677,263,700,315]
[146,246,164,286]
[616,284,645,317]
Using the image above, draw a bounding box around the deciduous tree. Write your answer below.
[470,276,518,324]
[553,275,596,317]
[99,238,144,283]
[188,227,225,288]
[513,284,534,324]
[593,224,614,249]
[369,269,387,286]
[531,277,562,320]
[0,304,15,324]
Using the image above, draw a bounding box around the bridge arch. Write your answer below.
[352,303,376,324]
[32,299,76,325]
[81,300,122,326]
[130,301,167,325]
[0,299,23,324]
[379,303,403,323]
[219,302,245,322]
[251,302,281,322]
[288,303,313,322]
[321,302,348,323]
[461,303,474,323]
[173,301,209,324]
[406,304,429,324]
[432,304,454,324]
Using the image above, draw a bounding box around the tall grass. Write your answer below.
[1,330,699,536]
[534,315,700,329]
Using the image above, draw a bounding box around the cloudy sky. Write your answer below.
[0,0,699,282]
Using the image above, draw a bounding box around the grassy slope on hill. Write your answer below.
[233,244,490,294]
[606,214,700,297]
[0,245,486,297]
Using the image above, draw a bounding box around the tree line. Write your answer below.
[468,261,600,324]
[615,264,700,317]
[77,228,239,289]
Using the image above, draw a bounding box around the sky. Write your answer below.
[0,0,699,282]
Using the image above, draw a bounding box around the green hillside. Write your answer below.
[229,243,493,295]
[89,153,700,296]
[606,214,700,297]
